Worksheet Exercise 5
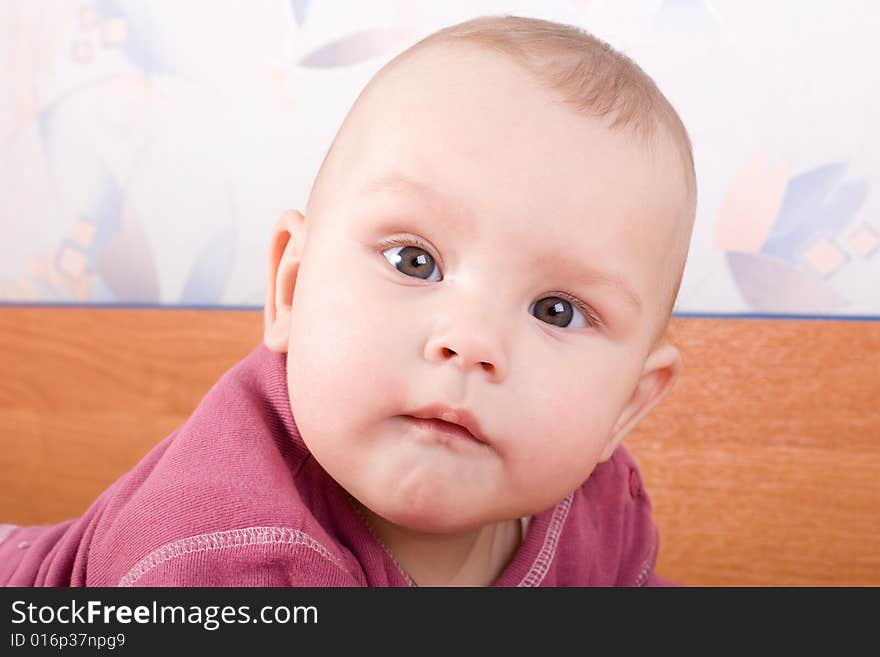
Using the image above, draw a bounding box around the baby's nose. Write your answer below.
[441,346,496,375]
[424,331,507,382]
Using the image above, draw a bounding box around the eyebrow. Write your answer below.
[360,172,466,225]
[359,172,642,313]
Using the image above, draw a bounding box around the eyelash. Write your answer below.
[376,235,603,329]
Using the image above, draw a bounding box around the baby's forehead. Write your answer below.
[320,40,691,260]
[354,165,661,285]
[338,33,692,192]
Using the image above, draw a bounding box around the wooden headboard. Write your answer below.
[1,307,878,585]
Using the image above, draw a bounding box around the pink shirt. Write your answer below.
[1,345,671,587]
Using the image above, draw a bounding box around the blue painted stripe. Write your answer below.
[0,302,261,311]
[1,302,879,321]
[673,311,880,321]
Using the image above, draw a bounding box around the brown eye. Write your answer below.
[382,245,442,282]
[530,296,589,329]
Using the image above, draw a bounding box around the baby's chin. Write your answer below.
[353,488,506,536]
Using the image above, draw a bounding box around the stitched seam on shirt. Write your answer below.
[118,526,350,587]
[0,524,18,546]
[346,494,416,587]
[633,524,659,587]
[516,494,573,587]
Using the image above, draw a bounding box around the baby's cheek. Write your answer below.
[288,275,408,426]
[509,370,617,459]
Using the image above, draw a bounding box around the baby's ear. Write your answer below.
[599,342,682,462]
[263,210,307,353]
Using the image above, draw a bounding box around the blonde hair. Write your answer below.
[313,15,696,346]
[402,16,695,189]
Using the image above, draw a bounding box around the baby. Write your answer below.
[1,15,695,587]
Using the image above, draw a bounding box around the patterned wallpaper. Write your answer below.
[1,0,878,317]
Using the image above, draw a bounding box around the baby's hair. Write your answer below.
[401,15,695,187]
[314,15,697,347]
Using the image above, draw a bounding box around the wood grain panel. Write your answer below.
[0,308,263,526]
[1,308,878,586]
[628,317,880,586]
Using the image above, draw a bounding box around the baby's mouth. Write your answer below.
[401,415,485,445]
[401,403,491,446]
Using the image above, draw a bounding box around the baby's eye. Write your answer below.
[529,296,593,329]
[381,244,443,282]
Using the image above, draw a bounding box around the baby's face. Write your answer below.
[274,45,688,533]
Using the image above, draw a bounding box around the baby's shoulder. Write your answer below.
[86,409,354,585]
[574,444,648,506]
[87,347,360,585]
[556,445,657,585]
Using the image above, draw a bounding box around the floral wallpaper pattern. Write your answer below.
[1,0,877,317]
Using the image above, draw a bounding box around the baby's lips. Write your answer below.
[406,403,490,445]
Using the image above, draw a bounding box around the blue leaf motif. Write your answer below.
[299,27,411,68]
[290,0,310,27]
[761,162,868,262]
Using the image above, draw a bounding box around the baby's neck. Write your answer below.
[357,506,523,586]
